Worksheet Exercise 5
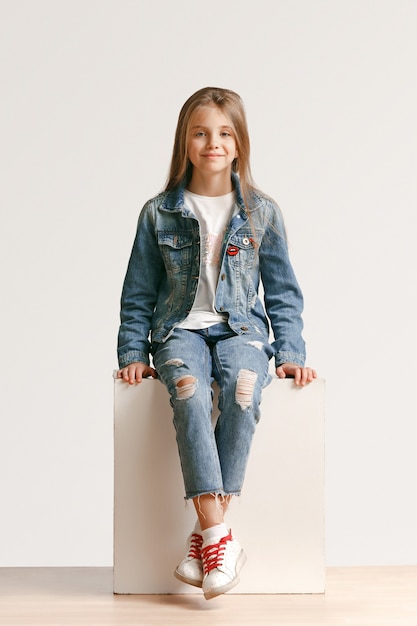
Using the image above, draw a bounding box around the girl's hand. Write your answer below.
[276,363,317,386]
[117,362,157,385]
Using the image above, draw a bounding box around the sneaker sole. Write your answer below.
[174,568,203,589]
[203,550,247,600]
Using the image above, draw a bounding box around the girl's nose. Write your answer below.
[206,134,219,149]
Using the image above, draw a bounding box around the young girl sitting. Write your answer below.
[117,87,316,600]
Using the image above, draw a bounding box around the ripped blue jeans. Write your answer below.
[152,323,273,499]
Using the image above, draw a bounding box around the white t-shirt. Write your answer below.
[178,189,237,329]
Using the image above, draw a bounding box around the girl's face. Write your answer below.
[187,105,238,179]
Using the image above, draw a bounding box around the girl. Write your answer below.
[117,87,316,600]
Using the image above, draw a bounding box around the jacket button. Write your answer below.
[240,326,248,331]
[220,307,225,312]
[221,273,226,280]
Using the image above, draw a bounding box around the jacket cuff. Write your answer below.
[275,350,305,368]
[118,350,150,368]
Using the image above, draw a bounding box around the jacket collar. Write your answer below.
[161,172,248,213]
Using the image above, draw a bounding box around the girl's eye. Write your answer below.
[221,131,231,137]
[195,131,206,137]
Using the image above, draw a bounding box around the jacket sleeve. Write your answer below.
[259,200,306,367]
[117,201,164,368]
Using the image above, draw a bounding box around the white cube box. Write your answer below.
[114,376,325,594]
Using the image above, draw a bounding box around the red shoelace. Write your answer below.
[187,533,203,560]
[201,532,232,575]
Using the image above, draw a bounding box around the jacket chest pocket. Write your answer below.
[226,234,256,269]
[158,232,195,271]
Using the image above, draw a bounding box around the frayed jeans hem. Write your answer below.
[184,490,241,501]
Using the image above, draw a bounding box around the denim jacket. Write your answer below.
[118,173,306,369]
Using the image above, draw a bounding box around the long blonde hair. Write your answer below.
[165,87,256,210]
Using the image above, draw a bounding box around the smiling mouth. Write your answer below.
[203,154,224,157]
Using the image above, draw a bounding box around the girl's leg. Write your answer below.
[153,328,224,500]
[192,493,230,530]
[154,328,228,591]
[155,326,268,598]
[191,327,270,600]
[212,330,273,495]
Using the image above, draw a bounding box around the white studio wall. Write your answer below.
[0,0,416,567]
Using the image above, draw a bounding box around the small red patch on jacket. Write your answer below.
[227,245,239,256]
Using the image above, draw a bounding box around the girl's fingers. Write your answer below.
[294,368,302,385]
[277,363,318,385]
[118,363,157,384]
[276,366,285,379]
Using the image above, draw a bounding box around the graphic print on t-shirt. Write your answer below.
[202,232,223,267]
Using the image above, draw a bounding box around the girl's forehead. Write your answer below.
[189,104,234,128]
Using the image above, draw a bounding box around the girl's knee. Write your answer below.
[175,375,197,400]
[235,368,258,410]
[157,357,198,399]
[220,368,262,411]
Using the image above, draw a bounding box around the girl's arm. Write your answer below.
[117,201,164,368]
[259,199,306,369]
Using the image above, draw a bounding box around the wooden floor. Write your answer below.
[1,567,416,625]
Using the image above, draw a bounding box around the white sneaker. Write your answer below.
[174,532,204,588]
[201,530,246,600]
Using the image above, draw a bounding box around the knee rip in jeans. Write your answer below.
[236,369,258,410]
[175,375,197,400]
